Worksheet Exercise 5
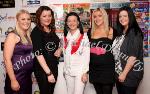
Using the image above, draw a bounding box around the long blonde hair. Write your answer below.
[91,8,109,36]
[15,9,32,45]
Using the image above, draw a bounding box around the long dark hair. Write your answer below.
[116,6,143,38]
[64,12,83,37]
[35,6,56,33]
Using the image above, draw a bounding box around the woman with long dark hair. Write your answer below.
[112,6,144,94]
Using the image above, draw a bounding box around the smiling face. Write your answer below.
[119,10,129,28]
[93,10,104,27]
[17,13,31,31]
[40,10,52,27]
[67,15,79,32]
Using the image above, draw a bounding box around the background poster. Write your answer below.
[130,1,149,57]
[63,3,91,32]
[49,4,64,32]
[22,0,41,7]
[0,0,15,8]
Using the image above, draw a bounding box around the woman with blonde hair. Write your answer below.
[4,9,33,94]
[88,8,115,94]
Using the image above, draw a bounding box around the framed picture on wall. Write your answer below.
[0,0,15,8]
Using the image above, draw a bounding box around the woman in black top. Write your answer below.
[112,6,144,94]
[31,6,61,94]
[89,8,115,94]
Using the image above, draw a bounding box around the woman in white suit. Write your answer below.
[63,12,90,94]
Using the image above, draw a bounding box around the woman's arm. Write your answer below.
[119,56,136,82]
[35,53,55,83]
[3,33,20,91]
[31,28,55,83]
[36,55,51,74]
[54,38,63,58]
[31,29,51,75]
[82,33,90,74]
[119,33,143,82]
[81,33,90,83]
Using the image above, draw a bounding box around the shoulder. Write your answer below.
[109,27,113,35]
[128,30,143,39]
[7,32,20,40]
[87,28,91,39]
[32,26,41,33]
[135,32,143,42]
[83,33,89,40]
[5,32,20,44]
[125,31,143,46]
[108,27,113,40]
[31,26,41,36]
[81,33,89,43]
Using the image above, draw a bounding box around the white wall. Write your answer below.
[137,57,150,94]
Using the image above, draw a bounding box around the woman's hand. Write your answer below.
[81,73,88,83]
[118,73,127,82]
[47,74,56,83]
[11,79,20,91]
[118,56,136,83]
[54,48,62,57]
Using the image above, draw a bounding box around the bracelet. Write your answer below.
[46,71,52,76]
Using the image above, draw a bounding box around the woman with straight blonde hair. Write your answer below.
[88,8,115,94]
[91,8,110,37]
[4,9,33,94]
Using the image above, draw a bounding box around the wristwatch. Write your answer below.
[46,71,52,76]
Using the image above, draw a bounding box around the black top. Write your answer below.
[119,31,144,87]
[31,26,60,78]
[89,37,115,84]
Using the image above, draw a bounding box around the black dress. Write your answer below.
[89,37,115,84]
[31,26,60,94]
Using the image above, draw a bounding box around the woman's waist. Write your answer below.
[12,55,33,64]
[34,57,58,65]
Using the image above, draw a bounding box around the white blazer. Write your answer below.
[63,33,90,76]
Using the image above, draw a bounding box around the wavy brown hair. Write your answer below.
[35,6,56,33]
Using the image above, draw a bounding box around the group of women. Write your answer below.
[3,5,143,94]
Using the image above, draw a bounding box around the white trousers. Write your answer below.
[65,74,85,94]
